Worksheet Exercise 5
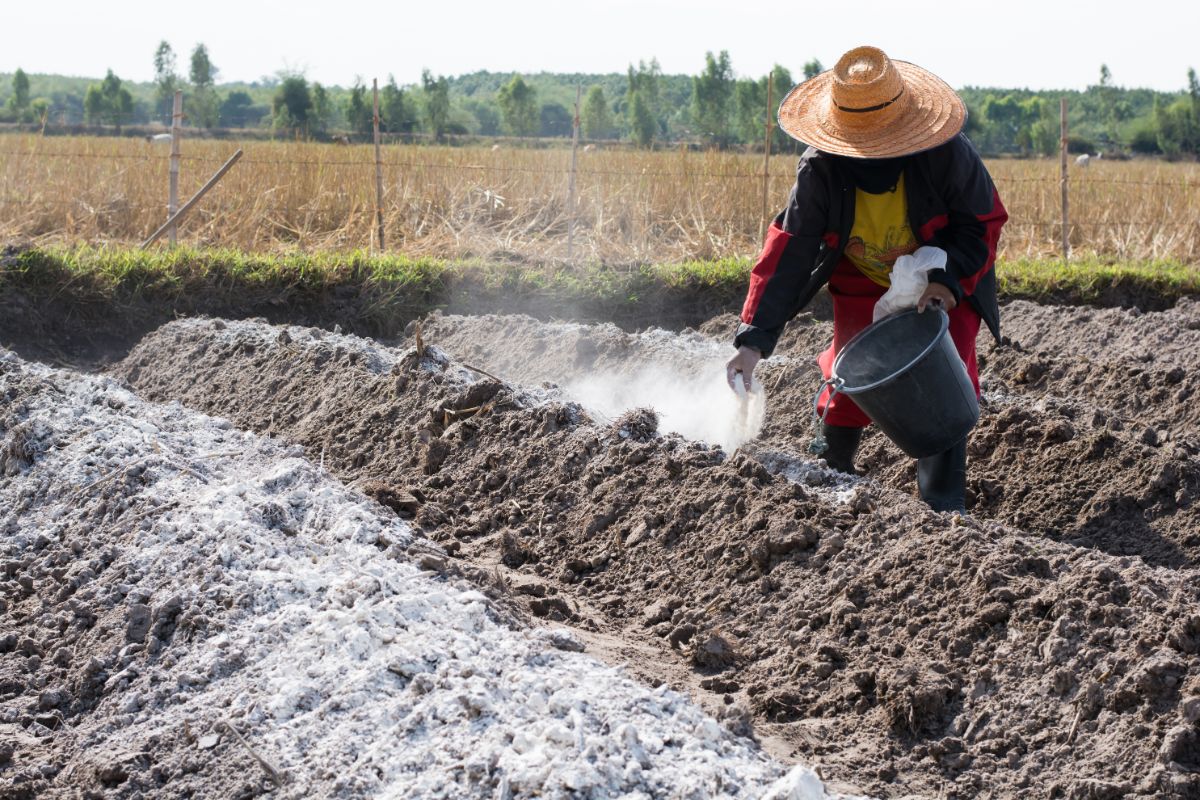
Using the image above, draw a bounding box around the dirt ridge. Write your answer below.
[111,316,1200,798]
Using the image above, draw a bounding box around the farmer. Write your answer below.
[726,46,1007,513]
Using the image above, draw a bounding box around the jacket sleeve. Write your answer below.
[926,134,1008,301]
[733,158,831,358]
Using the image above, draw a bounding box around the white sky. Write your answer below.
[6,0,1198,92]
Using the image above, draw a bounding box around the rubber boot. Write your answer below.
[917,437,968,513]
[820,423,862,475]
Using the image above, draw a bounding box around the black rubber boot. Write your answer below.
[917,437,968,513]
[820,423,863,475]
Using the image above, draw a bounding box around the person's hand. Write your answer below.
[726,345,762,392]
[918,282,957,312]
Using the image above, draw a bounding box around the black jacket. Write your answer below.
[734,133,1008,358]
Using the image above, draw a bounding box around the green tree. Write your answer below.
[581,85,614,139]
[1129,124,1161,154]
[691,50,734,147]
[627,60,661,106]
[803,59,824,80]
[732,65,794,148]
[1155,95,1186,159]
[189,43,216,89]
[83,84,104,125]
[346,80,372,136]
[768,65,796,150]
[733,78,762,145]
[1095,63,1119,145]
[628,90,655,148]
[982,94,1025,152]
[310,82,332,134]
[1188,67,1200,153]
[382,77,418,134]
[153,41,179,124]
[189,43,219,128]
[497,75,538,136]
[421,69,450,139]
[1154,82,1197,157]
[83,70,133,132]
[219,90,258,127]
[465,99,500,136]
[1021,97,1058,155]
[29,97,49,126]
[626,60,663,137]
[272,74,312,134]
[539,102,572,137]
[8,68,31,120]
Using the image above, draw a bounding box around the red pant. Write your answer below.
[817,259,981,428]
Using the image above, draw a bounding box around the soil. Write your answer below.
[109,307,1200,799]
[423,307,1200,569]
[0,351,825,800]
[997,299,1200,368]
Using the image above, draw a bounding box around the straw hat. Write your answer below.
[777,46,966,158]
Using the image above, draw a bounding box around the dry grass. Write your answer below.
[990,158,1200,261]
[2,134,1198,263]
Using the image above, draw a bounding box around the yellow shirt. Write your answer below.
[844,173,919,288]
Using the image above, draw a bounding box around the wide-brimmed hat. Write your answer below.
[777,46,966,159]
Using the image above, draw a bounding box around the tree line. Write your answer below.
[960,65,1200,158]
[2,44,1198,158]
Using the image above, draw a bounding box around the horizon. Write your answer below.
[3,0,1199,95]
[3,65,1193,97]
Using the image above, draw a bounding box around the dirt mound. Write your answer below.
[998,298,1200,369]
[113,318,1200,798]
[420,308,1200,569]
[852,394,1200,568]
[981,345,1200,439]
[1,350,837,800]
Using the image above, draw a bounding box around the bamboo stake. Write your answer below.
[142,149,243,247]
[168,90,182,247]
[373,78,385,251]
[760,73,774,241]
[568,84,581,261]
[1060,97,1070,261]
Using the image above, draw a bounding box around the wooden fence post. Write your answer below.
[568,84,581,261]
[142,149,243,247]
[760,73,774,241]
[373,79,385,252]
[1060,97,1069,261]
[169,90,182,247]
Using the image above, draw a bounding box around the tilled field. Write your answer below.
[0,349,839,799]
[100,298,1200,798]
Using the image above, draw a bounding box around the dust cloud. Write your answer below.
[564,360,767,452]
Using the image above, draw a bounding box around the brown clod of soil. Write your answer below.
[358,480,422,516]
[615,408,659,442]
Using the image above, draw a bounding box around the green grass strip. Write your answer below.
[997,256,1200,306]
[3,246,1197,324]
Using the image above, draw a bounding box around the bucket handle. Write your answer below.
[808,376,845,455]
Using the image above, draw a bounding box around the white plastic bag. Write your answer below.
[872,245,948,322]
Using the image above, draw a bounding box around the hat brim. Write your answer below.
[777,61,966,159]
